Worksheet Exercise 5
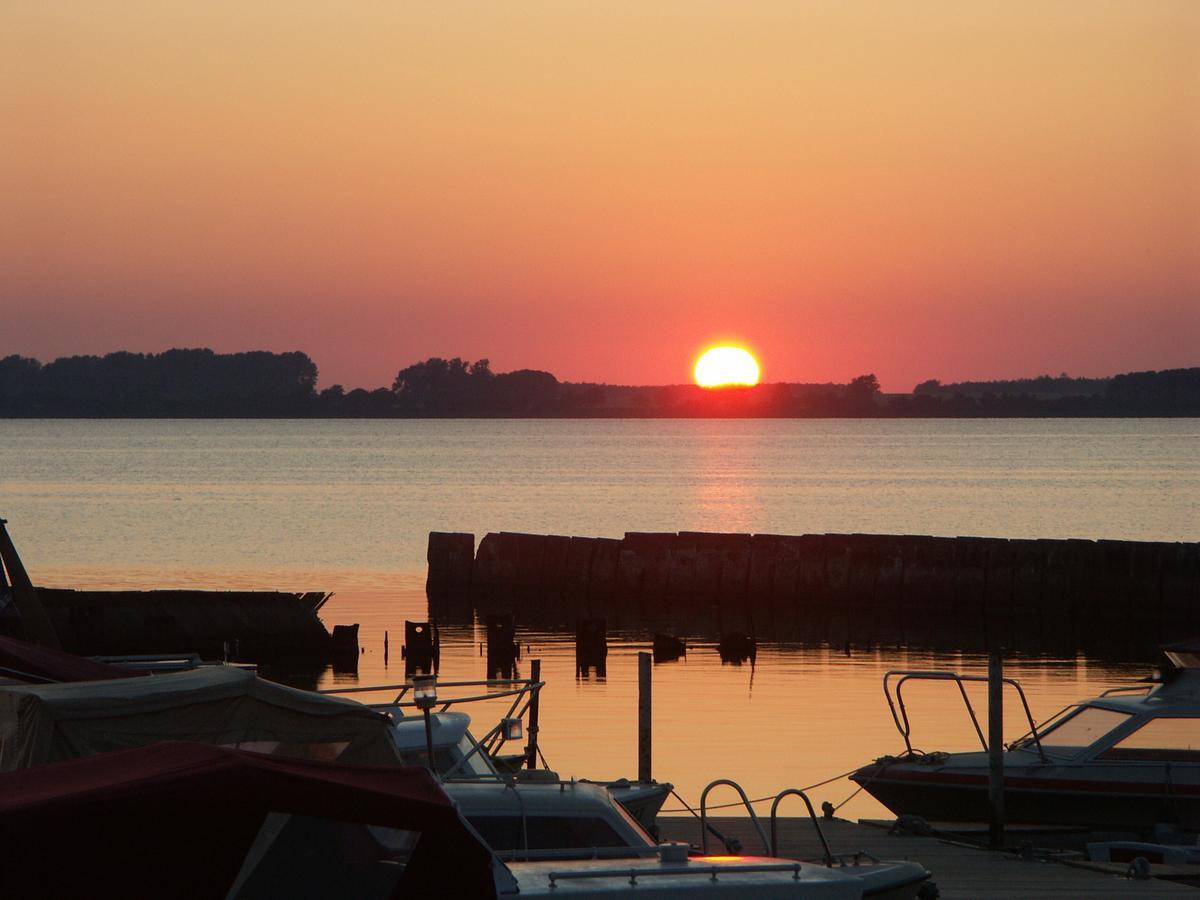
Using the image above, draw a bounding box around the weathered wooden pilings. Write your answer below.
[428,531,1200,658]
[485,611,519,678]
[576,617,608,676]
[652,633,686,662]
[402,620,439,675]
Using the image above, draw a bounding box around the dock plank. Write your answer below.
[657,817,1197,898]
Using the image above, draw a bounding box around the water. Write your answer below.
[1,418,1196,820]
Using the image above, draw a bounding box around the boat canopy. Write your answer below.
[0,665,401,770]
[0,741,498,899]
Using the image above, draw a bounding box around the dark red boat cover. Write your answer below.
[0,741,497,899]
[0,633,144,683]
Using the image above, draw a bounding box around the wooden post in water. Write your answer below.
[638,651,652,783]
[988,649,1005,848]
[526,658,541,770]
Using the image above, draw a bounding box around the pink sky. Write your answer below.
[3,2,1198,391]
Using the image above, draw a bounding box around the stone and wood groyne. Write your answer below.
[428,530,1199,659]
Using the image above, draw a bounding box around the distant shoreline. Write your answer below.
[2,412,1197,420]
[3,351,1197,418]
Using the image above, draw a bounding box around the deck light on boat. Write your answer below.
[413,674,438,710]
[413,675,438,772]
[501,717,523,741]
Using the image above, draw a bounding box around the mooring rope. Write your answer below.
[657,766,861,814]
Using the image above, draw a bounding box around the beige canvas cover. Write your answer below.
[0,666,401,770]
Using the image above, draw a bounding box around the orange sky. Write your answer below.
[3,2,1198,391]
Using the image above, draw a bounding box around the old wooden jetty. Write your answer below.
[26,588,341,662]
[0,518,350,663]
[657,817,1196,898]
[427,530,1200,656]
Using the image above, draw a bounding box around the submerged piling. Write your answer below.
[403,620,439,675]
[486,612,518,678]
[576,617,608,676]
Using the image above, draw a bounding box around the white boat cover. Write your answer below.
[0,666,402,770]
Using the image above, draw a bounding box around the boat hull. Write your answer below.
[853,762,1200,831]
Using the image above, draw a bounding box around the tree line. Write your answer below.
[1,350,1196,417]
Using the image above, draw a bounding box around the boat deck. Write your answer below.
[657,816,1198,899]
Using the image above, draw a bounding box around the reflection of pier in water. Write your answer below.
[428,530,1200,662]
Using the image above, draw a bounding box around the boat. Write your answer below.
[850,646,1200,831]
[326,674,676,830]
[504,851,930,899]
[448,778,659,854]
[0,741,929,899]
[0,740,498,899]
[0,640,931,897]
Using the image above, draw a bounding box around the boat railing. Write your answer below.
[493,845,664,862]
[882,670,1047,763]
[321,675,545,767]
[1099,685,1153,698]
[700,780,771,855]
[769,789,833,865]
[545,861,804,887]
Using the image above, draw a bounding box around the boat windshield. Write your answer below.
[1037,706,1132,755]
[1098,717,1200,762]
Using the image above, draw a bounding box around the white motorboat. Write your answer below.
[325,674,675,830]
[502,851,930,899]
[851,645,1200,831]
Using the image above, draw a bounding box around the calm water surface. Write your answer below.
[1,418,1196,819]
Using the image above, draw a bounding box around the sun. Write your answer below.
[693,345,761,388]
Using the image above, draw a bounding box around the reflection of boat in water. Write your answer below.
[851,645,1200,831]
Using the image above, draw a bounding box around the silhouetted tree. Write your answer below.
[392,357,497,414]
[845,374,881,413]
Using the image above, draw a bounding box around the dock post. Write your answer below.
[526,658,541,769]
[988,649,1005,848]
[638,651,652,783]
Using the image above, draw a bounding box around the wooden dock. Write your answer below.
[656,816,1198,898]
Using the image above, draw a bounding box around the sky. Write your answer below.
[3,2,1198,391]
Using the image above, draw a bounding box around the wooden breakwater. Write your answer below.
[427,531,1200,658]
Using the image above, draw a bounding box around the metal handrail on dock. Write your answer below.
[883,669,1047,762]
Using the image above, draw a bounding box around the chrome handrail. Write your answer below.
[699,779,770,855]
[769,789,833,865]
[1099,685,1153,697]
[882,669,1046,762]
[493,845,663,862]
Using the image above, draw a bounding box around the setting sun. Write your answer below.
[693,346,761,388]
